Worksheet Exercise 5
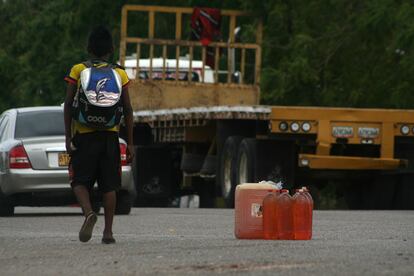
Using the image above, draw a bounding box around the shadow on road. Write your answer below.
[12,212,82,217]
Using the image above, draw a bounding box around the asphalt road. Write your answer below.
[0,207,413,275]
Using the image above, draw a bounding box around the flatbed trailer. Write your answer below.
[120,5,414,209]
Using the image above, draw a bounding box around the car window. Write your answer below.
[15,110,65,138]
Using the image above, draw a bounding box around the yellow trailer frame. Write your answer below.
[269,106,414,170]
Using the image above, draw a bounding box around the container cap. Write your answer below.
[236,183,276,190]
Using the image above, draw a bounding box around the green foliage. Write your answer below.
[1,0,414,112]
[251,0,414,108]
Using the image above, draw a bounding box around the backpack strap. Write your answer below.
[82,60,94,68]
[82,60,124,70]
[110,62,125,70]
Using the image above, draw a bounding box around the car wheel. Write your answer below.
[0,195,14,217]
[116,191,132,215]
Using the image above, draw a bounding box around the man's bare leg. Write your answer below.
[72,185,97,242]
[72,185,93,216]
[102,191,116,242]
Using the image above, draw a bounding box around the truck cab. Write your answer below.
[124,56,215,83]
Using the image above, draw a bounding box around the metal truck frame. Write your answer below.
[119,5,414,209]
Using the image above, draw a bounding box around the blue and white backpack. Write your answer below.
[72,60,123,129]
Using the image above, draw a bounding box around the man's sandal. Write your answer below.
[79,211,97,242]
[102,237,116,244]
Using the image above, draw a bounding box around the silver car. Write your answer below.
[0,106,135,216]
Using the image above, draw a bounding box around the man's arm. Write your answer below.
[121,87,135,163]
[64,83,76,154]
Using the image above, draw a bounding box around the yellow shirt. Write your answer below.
[64,61,130,134]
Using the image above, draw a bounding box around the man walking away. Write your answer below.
[64,26,134,244]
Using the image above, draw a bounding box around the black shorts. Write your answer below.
[69,131,121,193]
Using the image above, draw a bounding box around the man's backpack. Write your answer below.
[72,61,123,129]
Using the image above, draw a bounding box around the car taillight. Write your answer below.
[120,143,128,167]
[9,145,32,169]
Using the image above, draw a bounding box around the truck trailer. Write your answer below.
[119,5,414,209]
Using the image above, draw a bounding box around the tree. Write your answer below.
[241,0,414,108]
[1,0,414,113]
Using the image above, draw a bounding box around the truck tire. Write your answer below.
[237,139,295,191]
[115,191,132,215]
[219,136,243,208]
[180,153,204,174]
[235,138,257,185]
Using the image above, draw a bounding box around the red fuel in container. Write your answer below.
[292,189,311,240]
[263,190,280,240]
[301,186,313,239]
[275,189,294,240]
[235,183,277,239]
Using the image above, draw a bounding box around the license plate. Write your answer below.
[58,153,70,167]
[358,127,380,138]
[332,126,354,138]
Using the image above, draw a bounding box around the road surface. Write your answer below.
[0,207,413,275]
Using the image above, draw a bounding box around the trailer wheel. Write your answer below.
[219,136,243,208]
[236,138,257,185]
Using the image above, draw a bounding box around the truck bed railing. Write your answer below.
[120,5,263,86]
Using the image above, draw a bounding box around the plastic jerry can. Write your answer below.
[263,190,280,240]
[235,183,277,239]
[292,189,312,240]
[275,189,294,240]
[301,187,313,239]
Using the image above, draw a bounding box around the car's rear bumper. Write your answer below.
[1,166,135,196]
[2,169,70,196]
